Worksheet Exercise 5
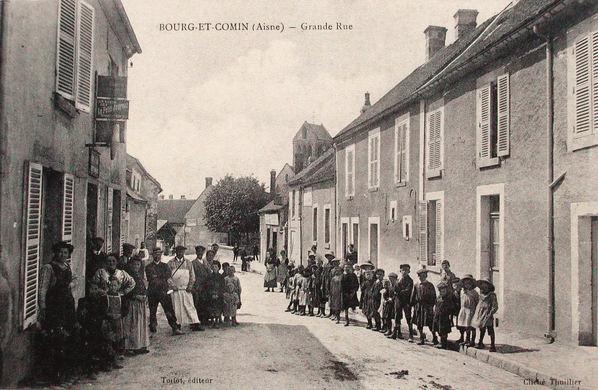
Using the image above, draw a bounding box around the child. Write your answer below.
[360,270,375,328]
[292,265,304,314]
[207,261,224,328]
[311,265,323,316]
[370,269,385,331]
[433,281,456,349]
[381,274,396,336]
[223,266,242,326]
[296,267,308,315]
[439,260,456,290]
[457,274,479,347]
[285,268,296,312]
[329,267,344,324]
[304,268,315,316]
[392,264,414,341]
[412,268,437,345]
[341,264,360,326]
[472,278,498,352]
[451,277,465,343]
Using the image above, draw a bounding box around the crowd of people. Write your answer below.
[36,239,242,385]
[267,244,498,352]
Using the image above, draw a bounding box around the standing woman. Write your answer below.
[38,241,77,383]
[123,256,150,355]
[276,250,289,293]
[263,249,278,292]
[341,264,360,326]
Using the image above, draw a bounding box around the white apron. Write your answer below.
[170,267,200,325]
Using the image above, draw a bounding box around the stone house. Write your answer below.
[183,178,228,249]
[334,0,598,345]
[156,196,195,250]
[0,0,140,385]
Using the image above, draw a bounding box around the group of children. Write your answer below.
[282,258,499,352]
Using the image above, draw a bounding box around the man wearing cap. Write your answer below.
[145,248,182,335]
[310,243,325,266]
[118,243,135,270]
[86,237,107,294]
[392,264,415,340]
[168,246,202,331]
[192,245,212,326]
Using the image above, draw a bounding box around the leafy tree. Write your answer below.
[204,175,269,240]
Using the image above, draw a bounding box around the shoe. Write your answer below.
[172,328,184,336]
[418,338,425,345]
[285,308,291,312]
[468,341,476,348]
[192,326,205,332]
[112,363,124,370]
[432,337,439,345]
[435,344,447,349]
[489,346,496,352]
[371,327,381,332]
[475,343,485,349]
[384,330,393,336]
[408,337,414,343]
[366,324,372,329]
[397,333,404,340]
[308,313,314,317]
[344,322,349,327]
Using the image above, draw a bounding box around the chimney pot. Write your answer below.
[270,170,277,198]
[181,195,186,199]
[205,177,213,188]
[168,194,173,200]
[454,9,478,40]
[424,25,447,62]
[360,92,371,114]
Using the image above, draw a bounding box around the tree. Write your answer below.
[204,175,269,242]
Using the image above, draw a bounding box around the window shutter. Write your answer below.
[574,36,591,136]
[400,124,407,181]
[23,162,43,329]
[428,111,441,170]
[435,199,443,263]
[497,74,510,157]
[75,1,94,111]
[62,173,74,245]
[478,84,491,159]
[106,187,113,253]
[394,125,400,183]
[592,31,598,134]
[418,201,427,264]
[56,0,77,99]
[120,197,126,255]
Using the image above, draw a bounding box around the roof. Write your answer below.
[294,121,332,142]
[288,148,335,187]
[126,188,147,203]
[127,154,162,192]
[259,200,285,214]
[334,0,566,142]
[157,199,195,224]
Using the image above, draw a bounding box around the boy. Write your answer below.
[382,273,398,336]
[391,264,414,341]
[433,281,455,349]
[412,268,437,345]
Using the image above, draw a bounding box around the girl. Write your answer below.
[370,269,385,331]
[329,267,343,324]
[457,274,479,347]
[302,268,314,316]
[433,281,456,349]
[292,266,304,314]
[360,270,375,328]
[472,278,498,352]
[412,268,437,345]
[223,266,242,326]
[295,267,307,315]
[277,251,289,293]
[451,278,465,344]
[264,258,278,292]
[312,266,324,316]
[207,261,224,328]
[382,273,398,336]
[123,256,150,355]
[341,264,360,326]
[439,260,456,290]
[285,268,296,312]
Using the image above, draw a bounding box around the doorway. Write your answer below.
[592,217,598,346]
[368,217,379,267]
[341,219,349,259]
[272,228,278,253]
[86,183,98,249]
[41,169,63,264]
[351,217,359,262]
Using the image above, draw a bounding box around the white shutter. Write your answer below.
[394,124,400,183]
[428,111,441,171]
[368,137,373,187]
[574,35,591,136]
[435,199,443,265]
[106,187,113,253]
[75,1,94,111]
[120,196,126,255]
[23,162,43,329]
[478,84,492,159]
[346,147,354,196]
[592,31,598,134]
[400,123,407,182]
[56,0,77,99]
[418,201,427,264]
[61,173,74,245]
[497,75,510,157]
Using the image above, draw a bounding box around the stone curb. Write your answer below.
[459,345,592,390]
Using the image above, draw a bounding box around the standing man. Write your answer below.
[252,244,259,262]
[145,248,183,335]
[168,246,202,331]
[86,237,107,294]
[233,243,239,263]
[137,242,150,264]
[192,245,212,326]
[118,243,135,270]
[310,243,325,265]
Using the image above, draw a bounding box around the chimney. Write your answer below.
[454,9,478,40]
[424,26,447,62]
[159,194,165,200]
[180,195,186,199]
[360,92,371,114]
[270,170,276,196]
[205,177,213,188]
[168,194,173,200]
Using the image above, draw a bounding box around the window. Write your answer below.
[394,117,410,184]
[426,109,444,178]
[477,74,510,167]
[570,31,598,151]
[62,174,75,246]
[345,144,355,197]
[402,215,412,240]
[291,190,296,218]
[324,205,331,244]
[56,0,95,112]
[368,217,380,267]
[419,192,444,266]
[389,200,397,222]
[368,129,380,189]
[313,205,318,242]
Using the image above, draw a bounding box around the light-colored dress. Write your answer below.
[223,275,242,317]
[296,275,307,306]
[123,268,149,351]
[472,292,498,328]
[276,261,288,284]
[457,288,479,328]
[168,257,200,325]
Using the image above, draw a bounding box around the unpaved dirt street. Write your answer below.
[78,260,544,390]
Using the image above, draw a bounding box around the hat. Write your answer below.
[152,247,163,253]
[461,274,475,282]
[353,264,360,269]
[388,272,398,278]
[53,241,74,254]
[360,261,375,270]
[451,277,461,284]
[195,245,206,252]
[416,268,428,275]
[174,245,187,251]
[308,251,316,258]
[441,259,450,266]
[399,264,411,270]
[476,277,495,291]
[437,281,449,289]
[324,250,335,258]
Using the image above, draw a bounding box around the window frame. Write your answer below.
[421,191,444,269]
[344,144,355,198]
[312,203,319,243]
[394,116,410,185]
[426,108,444,178]
[368,128,381,189]
[476,73,510,168]
[324,204,331,244]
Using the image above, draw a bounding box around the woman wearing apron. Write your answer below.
[168,246,202,331]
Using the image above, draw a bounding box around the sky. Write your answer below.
[122,0,510,198]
